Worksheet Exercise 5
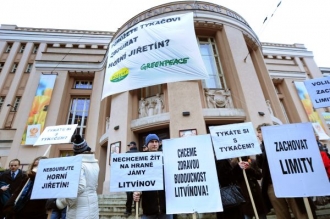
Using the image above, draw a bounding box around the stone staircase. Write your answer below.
[98,194,330,219]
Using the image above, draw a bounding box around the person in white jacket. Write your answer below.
[56,135,99,219]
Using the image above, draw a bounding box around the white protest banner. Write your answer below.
[110,152,163,192]
[163,135,222,214]
[304,76,330,108]
[262,123,330,197]
[31,156,82,199]
[101,12,208,98]
[34,124,78,146]
[209,122,261,160]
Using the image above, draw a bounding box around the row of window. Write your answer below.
[0,96,20,111]
[5,43,39,54]
[0,62,33,73]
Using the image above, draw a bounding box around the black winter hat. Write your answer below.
[73,135,91,155]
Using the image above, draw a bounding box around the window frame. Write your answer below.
[66,97,90,138]
[19,44,26,53]
[32,44,39,54]
[12,97,21,111]
[5,43,12,53]
[0,62,4,73]
[25,63,33,73]
[0,96,5,111]
[73,80,93,89]
[197,36,227,89]
[11,63,18,73]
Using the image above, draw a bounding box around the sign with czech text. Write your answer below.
[262,123,330,197]
[31,156,82,199]
[209,122,261,160]
[101,12,208,99]
[110,152,163,192]
[163,135,222,214]
[304,76,330,108]
[34,124,78,146]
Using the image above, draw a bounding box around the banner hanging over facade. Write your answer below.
[22,74,57,145]
[101,12,208,99]
[304,76,330,108]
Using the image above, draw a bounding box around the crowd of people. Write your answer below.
[0,134,99,219]
[0,123,329,219]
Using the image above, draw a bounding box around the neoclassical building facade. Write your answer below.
[0,1,329,194]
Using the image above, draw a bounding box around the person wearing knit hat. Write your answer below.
[133,133,172,219]
[56,134,99,218]
[72,135,91,155]
[145,134,160,152]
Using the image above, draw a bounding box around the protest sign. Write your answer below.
[110,152,163,192]
[262,123,330,197]
[31,156,82,199]
[304,76,330,108]
[163,134,222,214]
[34,124,78,146]
[101,12,208,98]
[209,122,261,160]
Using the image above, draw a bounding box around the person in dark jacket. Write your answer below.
[233,157,268,219]
[4,156,48,219]
[256,123,316,219]
[216,159,244,219]
[0,159,27,219]
[133,134,172,219]
[124,141,139,217]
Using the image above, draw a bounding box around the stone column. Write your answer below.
[167,81,206,137]
[219,25,272,126]
[0,42,33,128]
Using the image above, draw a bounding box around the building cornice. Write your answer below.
[0,25,113,44]
[112,1,260,47]
[262,42,314,57]
[35,60,106,71]
[268,70,307,80]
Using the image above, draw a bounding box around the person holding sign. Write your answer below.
[55,135,99,219]
[3,156,48,219]
[124,141,139,217]
[215,159,244,219]
[256,123,313,219]
[233,157,268,219]
[133,134,172,219]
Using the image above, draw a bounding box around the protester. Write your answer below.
[133,134,172,219]
[55,134,99,219]
[233,157,268,219]
[46,198,67,219]
[0,159,27,218]
[256,123,315,219]
[3,156,48,219]
[215,158,244,219]
[124,141,139,217]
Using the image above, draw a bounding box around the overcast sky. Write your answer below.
[1,0,329,67]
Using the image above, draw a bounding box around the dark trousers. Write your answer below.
[126,192,134,213]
